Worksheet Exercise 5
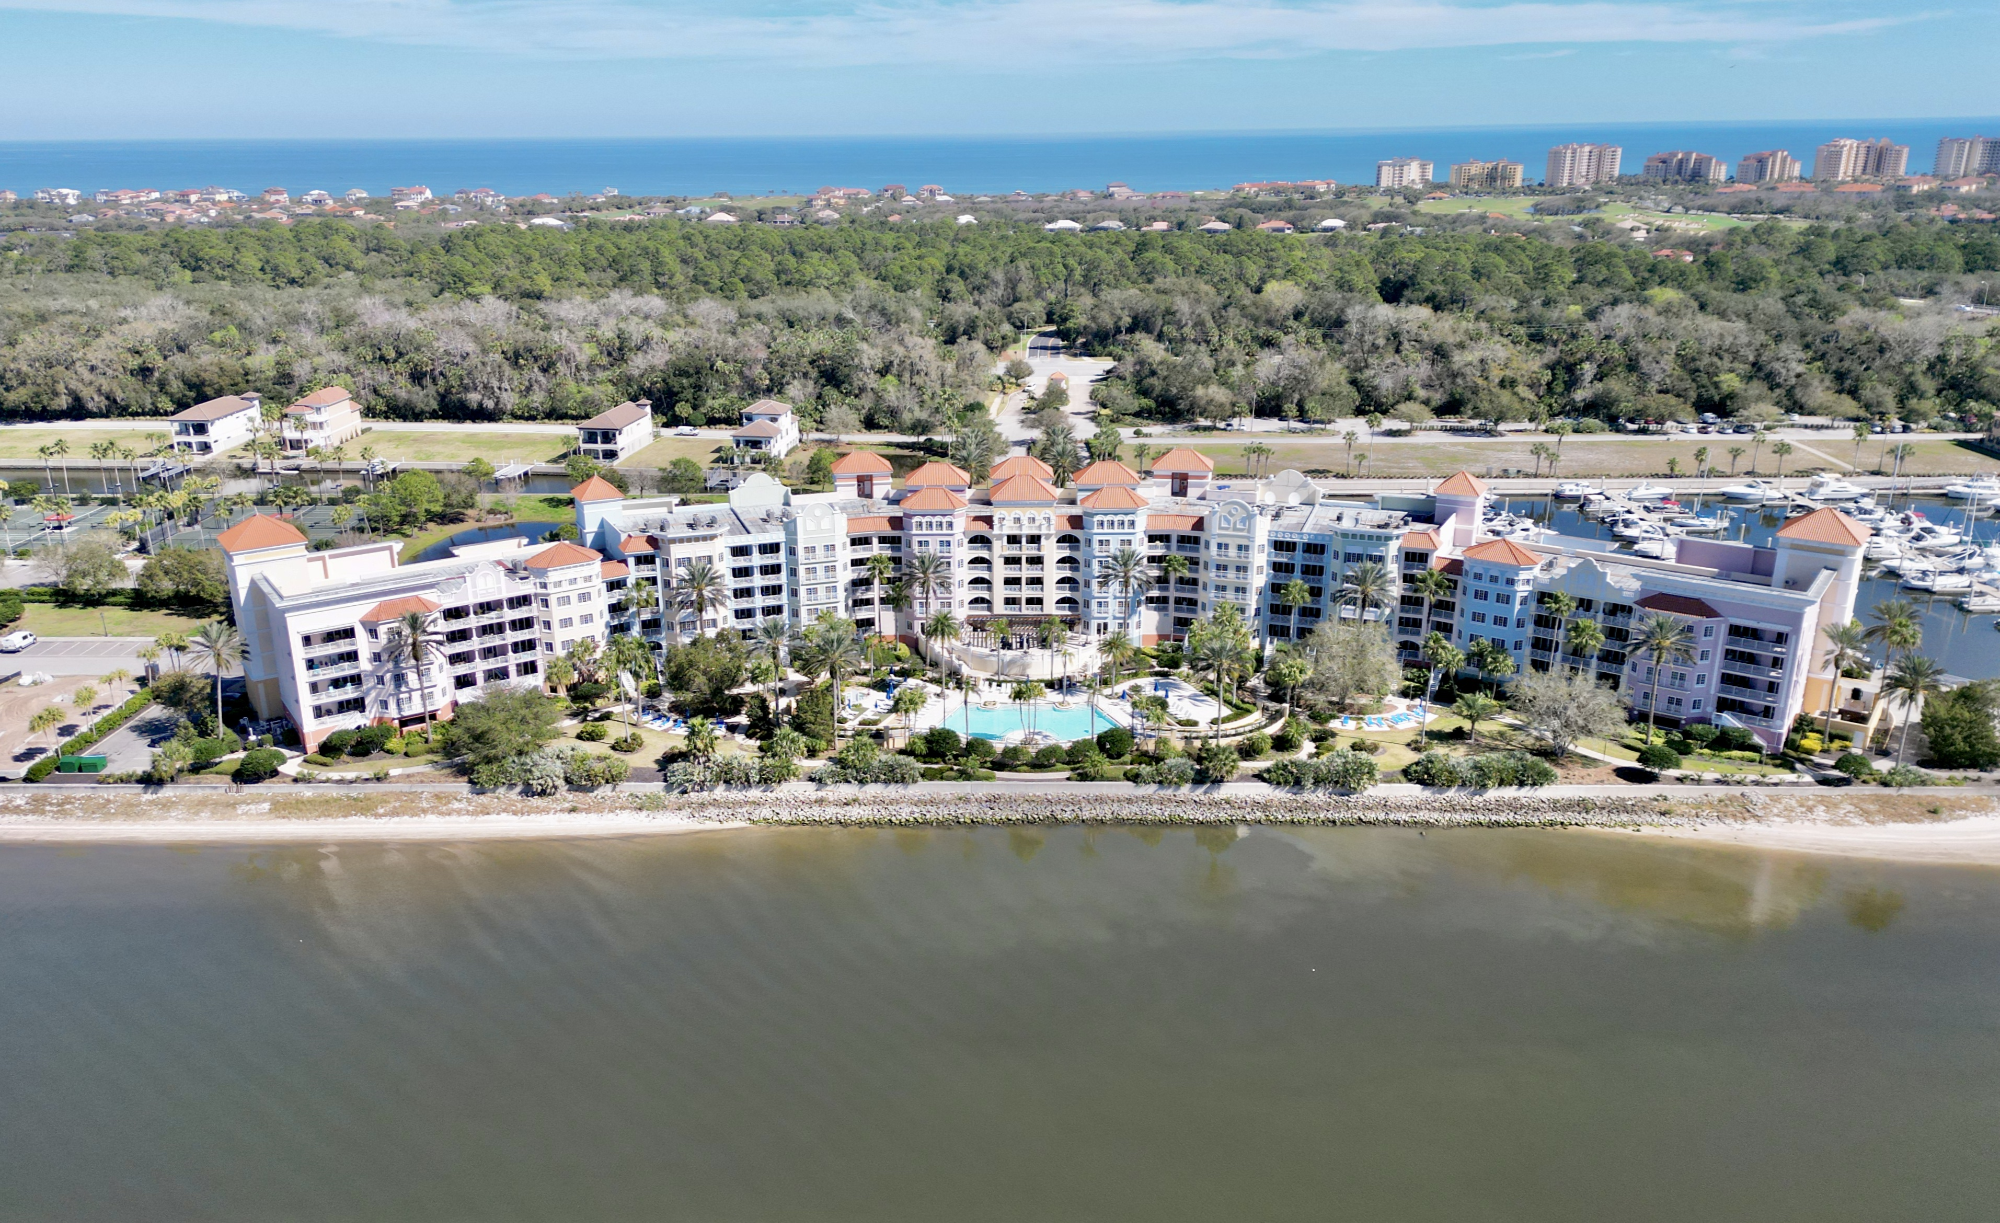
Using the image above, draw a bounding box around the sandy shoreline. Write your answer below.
[0,789,1997,863]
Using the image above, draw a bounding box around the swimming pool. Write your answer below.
[942,698,1122,742]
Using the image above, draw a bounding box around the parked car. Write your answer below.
[676,425,699,437]
[0,631,36,652]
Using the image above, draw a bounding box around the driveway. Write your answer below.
[36,703,180,781]
[996,332,1113,442]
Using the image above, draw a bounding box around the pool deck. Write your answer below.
[913,693,1131,743]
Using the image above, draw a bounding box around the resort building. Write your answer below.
[219,508,616,750]
[1735,150,1804,185]
[1814,138,1910,182]
[1935,136,2000,179]
[1375,158,1434,189]
[169,393,263,455]
[1545,143,1623,187]
[281,386,365,454]
[730,399,802,460]
[1448,160,1524,191]
[574,400,655,463]
[1641,151,1727,184]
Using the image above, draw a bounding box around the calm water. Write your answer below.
[1497,494,2000,681]
[414,520,563,562]
[948,696,1119,741]
[3,121,1995,197]
[1,827,1996,1221]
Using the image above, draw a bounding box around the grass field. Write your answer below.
[1151,435,2000,479]
[17,604,210,638]
[356,431,571,464]
[615,437,728,469]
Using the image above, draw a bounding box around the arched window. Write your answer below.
[1057,533,1080,547]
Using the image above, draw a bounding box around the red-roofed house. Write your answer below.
[282,386,364,453]
[830,450,893,499]
[731,399,800,459]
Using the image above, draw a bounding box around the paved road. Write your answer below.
[3,637,150,677]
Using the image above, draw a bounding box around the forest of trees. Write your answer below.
[0,215,1994,430]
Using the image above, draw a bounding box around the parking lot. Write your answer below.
[3,637,150,676]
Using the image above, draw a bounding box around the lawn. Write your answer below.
[16,603,211,638]
[615,437,728,470]
[1413,196,1541,219]
[0,427,174,461]
[355,431,571,464]
[1141,435,2000,480]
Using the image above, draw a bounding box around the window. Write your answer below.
[1699,650,1710,662]
[558,617,575,629]
[1472,612,1487,624]
[580,614,595,625]
[1702,625,1715,638]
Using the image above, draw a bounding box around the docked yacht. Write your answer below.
[1553,480,1599,500]
[1718,479,1781,503]
[1803,473,1868,502]
[1945,474,2000,501]
[1961,592,2000,614]
[1624,483,1674,502]
[1631,537,1677,560]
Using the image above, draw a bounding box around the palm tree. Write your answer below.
[924,609,962,691]
[1565,618,1605,673]
[905,550,952,617]
[752,616,792,716]
[156,630,190,672]
[794,617,867,748]
[48,438,71,495]
[184,621,246,731]
[1098,546,1151,638]
[1266,649,1311,723]
[1750,429,1768,473]
[1342,430,1358,476]
[1419,632,1463,732]
[28,707,63,761]
[1541,590,1576,660]
[1632,613,1695,744]
[1278,578,1313,645]
[1453,692,1501,748]
[1818,619,1871,748]
[682,716,719,762]
[544,655,575,701]
[1190,622,1244,741]
[1037,616,1066,682]
[1771,441,1794,488]
[1866,597,1923,658]
[865,552,896,625]
[671,559,728,642]
[1727,446,1745,476]
[1666,457,1680,480]
[384,610,444,732]
[1465,636,1514,693]
[1408,568,1452,635]
[1882,652,1946,763]
[1336,560,1393,632]
[1010,680,1046,737]
[1099,626,1136,688]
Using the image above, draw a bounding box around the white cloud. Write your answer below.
[0,0,1913,63]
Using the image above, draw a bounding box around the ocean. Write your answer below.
[2,120,1995,199]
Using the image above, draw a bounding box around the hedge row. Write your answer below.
[24,689,156,782]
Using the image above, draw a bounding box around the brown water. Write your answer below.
[0,826,1996,1221]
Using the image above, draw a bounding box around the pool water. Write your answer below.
[945,698,1120,742]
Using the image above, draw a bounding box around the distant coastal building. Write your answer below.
[1545,143,1622,187]
[730,399,801,460]
[1935,136,2000,178]
[1735,150,1803,185]
[1642,151,1727,184]
[1448,160,1524,190]
[1375,158,1434,189]
[1813,138,1908,181]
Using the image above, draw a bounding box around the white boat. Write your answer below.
[1960,593,2000,614]
[1945,475,2000,501]
[1804,473,1868,502]
[1718,479,1780,502]
[1553,480,1598,499]
[1930,573,1975,593]
[1907,524,1964,551]
[1625,483,1674,502]
[1670,513,1729,532]
[1631,538,1676,560]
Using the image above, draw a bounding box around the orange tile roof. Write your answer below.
[1400,530,1441,550]
[216,513,308,553]
[830,450,893,476]
[1434,471,1489,497]
[1055,514,1083,530]
[600,560,630,579]
[1462,538,1540,567]
[570,475,624,501]
[988,474,1062,504]
[990,455,1055,482]
[1079,485,1149,510]
[1775,507,1870,547]
[359,595,442,622]
[291,386,352,408]
[966,515,995,530]
[1148,513,1204,530]
[1150,447,1215,474]
[523,541,604,569]
[846,515,901,532]
[904,461,972,488]
[617,534,656,554]
[900,486,968,511]
[1074,460,1141,486]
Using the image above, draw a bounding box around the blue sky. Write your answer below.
[0,0,1990,138]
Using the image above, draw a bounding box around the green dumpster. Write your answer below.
[56,755,107,774]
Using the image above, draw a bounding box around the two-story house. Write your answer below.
[169,393,263,455]
[730,399,802,460]
[281,387,365,453]
[575,401,655,462]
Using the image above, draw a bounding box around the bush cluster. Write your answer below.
[1403,750,1557,788]
[233,748,286,785]
[574,722,608,742]
[1262,751,1378,792]
[818,738,923,785]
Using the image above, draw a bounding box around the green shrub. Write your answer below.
[1683,723,1720,747]
[922,726,962,760]
[1263,752,1378,792]
[234,748,285,784]
[349,724,395,757]
[25,757,58,782]
[1637,743,1682,771]
[1193,742,1239,783]
[1032,745,1066,769]
[1308,726,1334,743]
[1834,752,1876,778]
[1240,732,1271,759]
[998,745,1031,769]
[304,753,337,767]
[1270,728,1301,754]
[188,737,234,766]
[963,736,996,762]
[610,733,644,753]
[574,722,608,742]
[1403,751,1467,787]
[1881,764,1932,789]
[320,729,358,756]
[1465,751,1558,788]
[1095,726,1133,759]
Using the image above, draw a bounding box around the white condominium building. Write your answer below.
[1641,151,1727,184]
[1545,143,1622,187]
[1736,150,1804,184]
[1375,158,1434,189]
[1935,136,2000,179]
[1814,138,1910,181]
